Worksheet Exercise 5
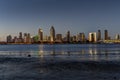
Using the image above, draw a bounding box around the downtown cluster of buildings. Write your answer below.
[6,26,120,44]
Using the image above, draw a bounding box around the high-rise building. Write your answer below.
[89,32,97,42]
[104,30,108,40]
[76,33,85,42]
[80,33,85,42]
[23,33,27,43]
[66,31,70,42]
[19,32,22,39]
[38,28,43,42]
[27,33,31,43]
[97,30,101,41]
[6,35,12,43]
[44,35,49,41]
[115,34,120,40]
[76,34,80,42]
[13,36,18,43]
[72,35,76,42]
[23,33,31,43]
[50,26,55,42]
[18,32,23,43]
[56,34,62,42]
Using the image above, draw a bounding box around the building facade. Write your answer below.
[50,26,55,42]
[97,30,101,41]
[6,35,12,43]
[38,28,43,42]
[89,32,97,42]
[56,34,62,42]
[66,31,70,42]
[115,34,120,40]
[104,30,108,40]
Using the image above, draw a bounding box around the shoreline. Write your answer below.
[0,42,119,45]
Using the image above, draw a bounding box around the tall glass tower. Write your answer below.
[38,28,43,42]
[97,30,101,41]
[104,30,108,40]
[19,32,22,39]
[66,31,70,42]
[50,26,55,42]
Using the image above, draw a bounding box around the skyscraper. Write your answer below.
[19,32,23,43]
[50,26,55,42]
[13,36,18,43]
[104,30,108,40]
[27,33,31,43]
[23,33,31,43]
[19,32,22,39]
[66,31,70,42]
[38,28,43,42]
[56,34,62,42]
[6,35,12,43]
[79,33,85,42]
[97,30,101,41]
[76,33,85,42]
[89,32,97,42]
[115,34,120,40]
[23,33,27,43]
[72,35,76,42]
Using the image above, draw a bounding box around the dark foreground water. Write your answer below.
[0,44,120,80]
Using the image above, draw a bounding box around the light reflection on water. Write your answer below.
[0,44,120,61]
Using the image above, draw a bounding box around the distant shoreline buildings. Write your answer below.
[5,26,120,44]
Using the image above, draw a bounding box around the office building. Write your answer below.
[27,33,31,43]
[97,30,101,41]
[56,34,62,42]
[76,33,85,42]
[23,33,31,43]
[104,30,108,40]
[80,33,85,42]
[23,33,27,43]
[66,31,70,42]
[19,32,22,39]
[89,32,97,42]
[38,28,43,42]
[115,34,120,40]
[6,35,12,43]
[72,35,76,42]
[18,32,23,43]
[13,36,18,43]
[50,26,55,42]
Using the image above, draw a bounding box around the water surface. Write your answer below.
[0,44,120,61]
[0,44,120,80]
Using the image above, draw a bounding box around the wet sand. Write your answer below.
[0,57,120,80]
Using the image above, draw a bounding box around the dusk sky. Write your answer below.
[0,0,120,41]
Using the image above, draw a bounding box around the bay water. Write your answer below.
[0,44,120,80]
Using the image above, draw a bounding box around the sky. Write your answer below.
[0,0,120,41]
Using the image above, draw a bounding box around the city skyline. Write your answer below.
[5,26,120,44]
[2,25,120,42]
[1,0,120,41]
